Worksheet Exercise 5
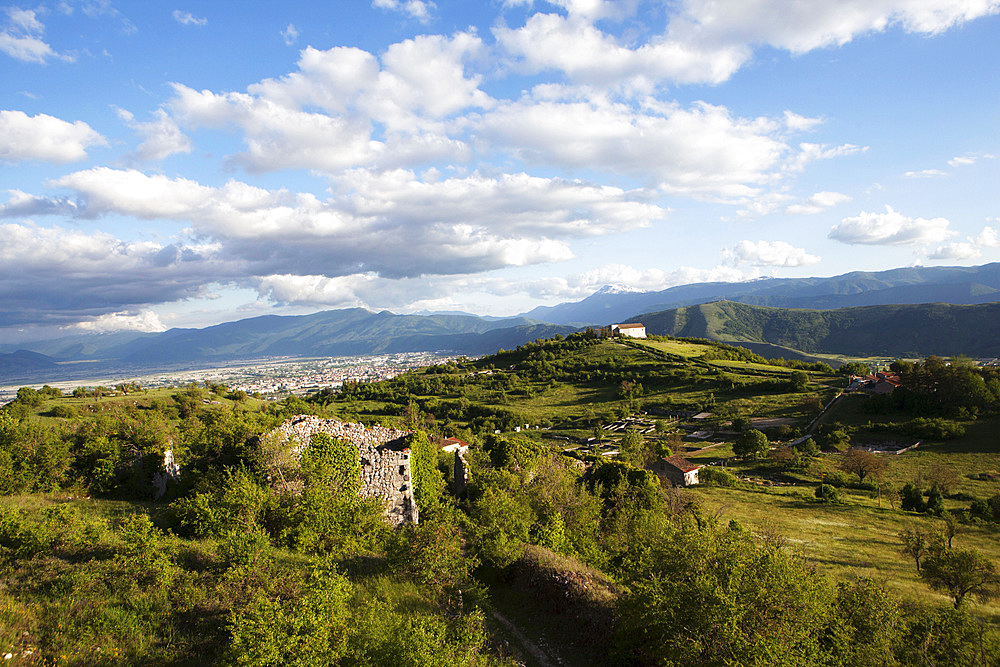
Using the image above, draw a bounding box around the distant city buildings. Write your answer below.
[0,352,452,404]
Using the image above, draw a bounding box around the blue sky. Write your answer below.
[1,0,998,341]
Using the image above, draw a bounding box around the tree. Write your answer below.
[615,524,833,665]
[788,370,809,392]
[733,429,769,459]
[618,428,644,466]
[899,482,926,512]
[14,387,41,407]
[926,464,960,496]
[899,527,933,573]
[921,546,1000,609]
[839,448,887,485]
[941,511,959,549]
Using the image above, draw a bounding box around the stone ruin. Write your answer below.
[268,416,419,526]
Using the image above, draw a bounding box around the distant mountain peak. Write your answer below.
[595,284,641,295]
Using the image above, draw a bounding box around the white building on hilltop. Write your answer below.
[611,323,647,338]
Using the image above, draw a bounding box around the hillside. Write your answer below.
[0,350,59,377]
[521,262,1000,325]
[636,300,1000,357]
[3,333,1000,663]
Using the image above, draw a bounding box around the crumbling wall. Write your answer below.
[270,416,419,526]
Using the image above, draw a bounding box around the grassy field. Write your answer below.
[632,338,711,358]
[692,484,1000,620]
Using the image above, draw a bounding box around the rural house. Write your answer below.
[648,455,702,486]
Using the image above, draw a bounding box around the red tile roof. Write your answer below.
[660,456,700,473]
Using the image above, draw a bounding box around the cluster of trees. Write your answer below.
[899,525,999,609]
[868,356,1000,418]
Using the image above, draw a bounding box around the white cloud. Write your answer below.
[904,168,947,178]
[117,107,192,161]
[785,191,852,215]
[480,97,789,199]
[0,110,105,162]
[829,205,954,246]
[512,263,756,301]
[372,0,437,23]
[70,309,167,332]
[17,167,664,279]
[786,142,867,173]
[496,1,1000,87]
[0,7,74,63]
[172,10,207,26]
[928,226,1000,260]
[494,11,749,87]
[169,32,491,172]
[948,152,995,167]
[255,273,378,308]
[783,111,824,132]
[724,240,821,267]
[281,23,298,46]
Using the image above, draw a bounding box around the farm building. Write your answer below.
[611,323,647,338]
[648,456,702,487]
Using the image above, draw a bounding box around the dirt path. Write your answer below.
[490,609,559,667]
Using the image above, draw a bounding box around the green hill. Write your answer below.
[636,300,1000,357]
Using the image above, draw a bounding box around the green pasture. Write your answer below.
[633,338,713,358]
[692,484,1000,620]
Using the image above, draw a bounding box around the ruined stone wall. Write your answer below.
[270,416,419,526]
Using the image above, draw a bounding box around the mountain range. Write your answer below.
[636,300,1000,358]
[519,262,1000,325]
[4,262,1000,381]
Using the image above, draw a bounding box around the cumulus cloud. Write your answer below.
[116,108,192,161]
[172,10,206,26]
[0,221,233,326]
[785,191,852,215]
[11,166,665,279]
[69,309,167,332]
[928,226,1000,260]
[494,11,750,87]
[496,0,1000,87]
[281,23,298,45]
[0,7,74,63]
[829,205,954,246]
[372,0,436,23]
[168,32,491,172]
[724,240,821,267]
[481,97,790,199]
[0,110,105,162]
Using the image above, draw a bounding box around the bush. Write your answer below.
[698,466,738,487]
[815,483,840,503]
[900,482,926,512]
[824,471,851,488]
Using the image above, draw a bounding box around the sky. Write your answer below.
[1,0,998,342]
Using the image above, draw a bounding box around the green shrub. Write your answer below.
[815,484,840,503]
[699,466,738,487]
[407,431,446,511]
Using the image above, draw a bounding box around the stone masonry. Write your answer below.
[270,416,419,526]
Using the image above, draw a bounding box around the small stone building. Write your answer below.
[648,455,701,487]
[269,416,419,526]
